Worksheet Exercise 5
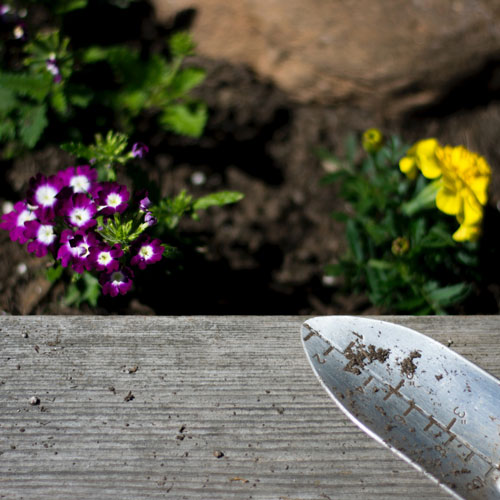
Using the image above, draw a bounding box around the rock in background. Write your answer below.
[153,0,500,116]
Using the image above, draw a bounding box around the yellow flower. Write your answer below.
[452,222,482,242]
[362,128,384,153]
[399,138,442,180]
[435,145,491,233]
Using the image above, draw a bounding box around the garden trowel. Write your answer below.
[301,316,500,500]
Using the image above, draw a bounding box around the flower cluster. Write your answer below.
[399,139,491,242]
[1,164,164,297]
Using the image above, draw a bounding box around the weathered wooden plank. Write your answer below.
[0,315,498,499]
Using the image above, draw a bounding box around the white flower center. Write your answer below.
[37,225,55,245]
[69,207,91,227]
[111,271,124,285]
[70,175,90,193]
[106,193,122,208]
[18,209,36,227]
[36,185,58,207]
[139,245,153,260]
[78,243,90,258]
[98,251,112,266]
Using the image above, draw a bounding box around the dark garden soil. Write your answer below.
[2,1,500,315]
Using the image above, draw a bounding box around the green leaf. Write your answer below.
[345,133,357,164]
[160,101,207,138]
[51,87,68,114]
[68,86,93,107]
[18,104,48,148]
[360,217,389,245]
[81,46,110,64]
[46,264,64,282]
[409,218,426,247]
[170,67,206,98]
[118,89,148,115]
[0,72,51,101]
[393,295,428,314]
[152,190,195,230]
[402,179,441,217]
[420,225,455,249]
[162,244,179,258]
[54,0,88,13]
[0,87,17,113]
[61,141,93,159]
[0,120,16,141]
[65,272,100,307]
[168,32,196,57]
[368,259,394,270]
[346,219,364,263]
[426,283,470,308]
[193,191,244,211]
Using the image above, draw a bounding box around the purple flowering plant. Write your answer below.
[1,157,163,302]
[2,131,243,306]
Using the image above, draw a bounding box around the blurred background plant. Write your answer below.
[320,129,493,314]
[0,0,207,159]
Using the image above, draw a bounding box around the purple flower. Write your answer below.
[27,173,63,221]
[92,182,129,215]
[46,55,61,83]
[0,200,37,243]
[131,142,149,159]
[130,237,163,270]
[99,267,134,297]
[57,229,98,273]
[57,165,97,194]
[59,193,97,230]
[135,189,152,212]
[144,211,157,227]
[24,220,56,257]
[89,243,123,272]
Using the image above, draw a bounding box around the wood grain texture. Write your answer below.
[0,315,498,499]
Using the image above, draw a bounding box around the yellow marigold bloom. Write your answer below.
[434,145,491,232]
[399,138,442,180]
[362,128,384,153]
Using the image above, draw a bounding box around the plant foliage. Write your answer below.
[322,132,483,314]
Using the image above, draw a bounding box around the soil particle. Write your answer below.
[343,340,390,375]
[399,351,422,377]
[124,391,135,402]
[435,374,443,381]
[453,468,471,476]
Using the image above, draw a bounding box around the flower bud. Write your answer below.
[392,236,410,256]
[362,128,384,154]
